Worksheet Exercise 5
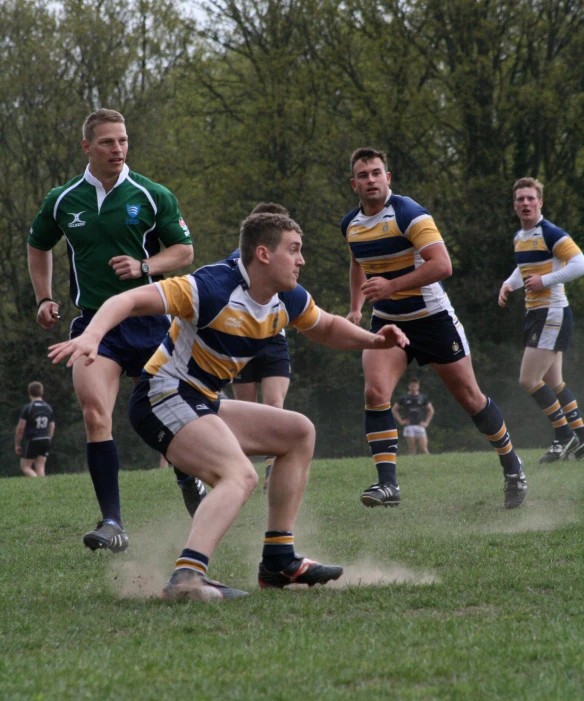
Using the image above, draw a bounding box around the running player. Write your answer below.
[231,203,292,491]
[48,212,409,601]
[392,378,434,455]
[28,108,199,552]
[498,177,584,462]
[343,147,526,510]
[15,381,55,477]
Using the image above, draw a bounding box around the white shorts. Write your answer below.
[403,425,427,438]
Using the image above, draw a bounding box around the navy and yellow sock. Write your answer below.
[261,531,294,572]
[175,548,209,576]
[554,382,584,442]
[471,397,521,474]
[528,382,572,442]
[365,402,398,486]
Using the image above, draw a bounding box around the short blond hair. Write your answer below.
[82,109,125,143]
[513,177,543,200]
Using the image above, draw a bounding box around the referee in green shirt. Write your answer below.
[28,108,196,553]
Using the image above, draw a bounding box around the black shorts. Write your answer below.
[23,438,51,459]
[129,374,221,456]
[371,310,470,366]
[71,310,170,378]
[523,306,572,352]
[232,334,291,384]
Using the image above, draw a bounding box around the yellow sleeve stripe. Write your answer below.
[290,298,320,331]
[554,237,581,262]
[157,276,195,321]
[407,217,443,249]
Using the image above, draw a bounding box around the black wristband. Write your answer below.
[37,297,53,308]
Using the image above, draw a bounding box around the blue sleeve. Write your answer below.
[393,196,432,236]
[341,208,360,238]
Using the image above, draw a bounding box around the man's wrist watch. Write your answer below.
[141,261,150,277]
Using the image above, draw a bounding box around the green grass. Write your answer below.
[2,450,584,700]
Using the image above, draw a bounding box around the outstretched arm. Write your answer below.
[48,285,165,367]
[301,309,409,351]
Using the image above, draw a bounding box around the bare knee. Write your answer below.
[364,386,391,408]
[81,403,112,438]
[519,374,537,392]
[457,387,487,416]
[292,415,316,452]
[231,461,259,499]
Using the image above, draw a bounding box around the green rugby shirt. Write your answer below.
[29,164,192,310]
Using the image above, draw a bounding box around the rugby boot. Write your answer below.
[83,520,129,553]
[360,482,401,507]
[258,555,343,589]
[539,435,578,463]
[504,459,527,509]
[162,568,248,601]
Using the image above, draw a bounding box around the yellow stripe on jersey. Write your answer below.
[514,238,548,253]
[554,237,581,261]
[526,289,552,308]
[391,287,423,299]
[144,347,170,376]
[289,297,320,331]
[169,320,180,343]
[520,261,553,278]
[191,338,248,380]
[407,217,443,248]
[209,307,287,339]
[346,220,404,242]
[158,277,195,321]
[360,251,415,276]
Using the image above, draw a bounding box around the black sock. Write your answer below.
[87,440,122,526]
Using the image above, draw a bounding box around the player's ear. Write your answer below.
[256,245,271,265]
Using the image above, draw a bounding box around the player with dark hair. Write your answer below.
[49,212,409,601]
[392,378,434,454]
[499,177,584,462]
[28,108,199,552]
[15,381,55,477]
[343,147,526,510]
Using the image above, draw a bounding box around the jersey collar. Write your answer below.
[237,257,251,290]
[84,164,130,211]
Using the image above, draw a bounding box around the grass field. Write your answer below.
[2,449,584,700]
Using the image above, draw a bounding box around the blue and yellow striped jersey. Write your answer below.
[145,257,319,400]
[513,217,581,309]
[341,192,451,321]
